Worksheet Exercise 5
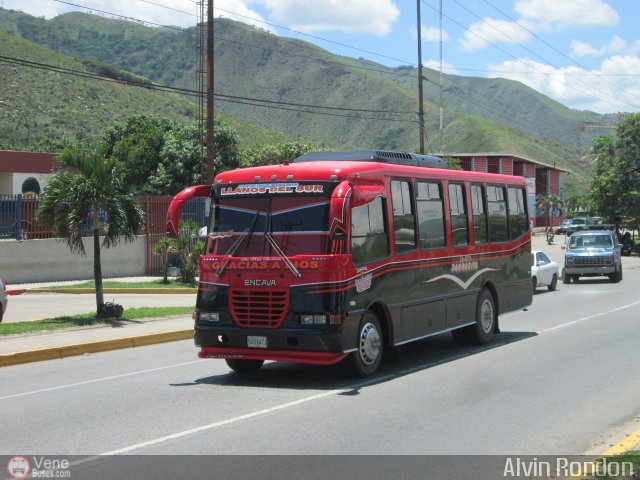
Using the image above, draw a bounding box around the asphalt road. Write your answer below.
[1,262,639,465]
[2,292,196,322]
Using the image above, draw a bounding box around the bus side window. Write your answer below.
[471,184,488,244]
[487,185,508,242]
[351,197,389,265]
[391,180,417,254]
[416,181,446,249]
[448,183,469,247]
[508,187,528,239]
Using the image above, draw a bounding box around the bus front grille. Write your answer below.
[230,289,289,328]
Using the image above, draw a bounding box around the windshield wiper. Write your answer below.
[214,210,261,278]
[265,233,302,278]
[214,228,248,278]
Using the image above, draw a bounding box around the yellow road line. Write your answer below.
[0,330,194,367]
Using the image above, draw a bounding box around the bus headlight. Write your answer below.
[199,312,220,322]
[299,314,342,326]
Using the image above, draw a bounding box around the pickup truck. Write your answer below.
[562,229,622,283]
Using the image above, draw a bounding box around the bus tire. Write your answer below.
[225,358,264,374]
[452,289,495,346]
[345,311,383,377]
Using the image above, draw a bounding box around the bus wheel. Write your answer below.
[346,312,383,377]
[225,359,264,374]
[452,289,495,346]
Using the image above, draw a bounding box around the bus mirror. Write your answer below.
[167,184,212,238]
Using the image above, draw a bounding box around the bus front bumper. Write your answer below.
[194,323,355,365]
[198,347,348,365]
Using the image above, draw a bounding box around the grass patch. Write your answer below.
[36,279,195,290]
[592,451,640,479]
[0,306,193,335]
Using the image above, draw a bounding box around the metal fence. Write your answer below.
[0,194,207,275]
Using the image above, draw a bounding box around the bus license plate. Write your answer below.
[247,336,267,348]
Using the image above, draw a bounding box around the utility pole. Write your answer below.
[206,0,215,183]
[416,0,425,154]
[438,0,444,154]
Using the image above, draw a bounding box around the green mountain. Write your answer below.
[0,29,292,152]
[2,8,616,191]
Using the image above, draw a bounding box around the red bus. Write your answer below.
[167,150,532,376]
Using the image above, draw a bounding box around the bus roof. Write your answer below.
[214,151,527,186]
[294,149,446,168]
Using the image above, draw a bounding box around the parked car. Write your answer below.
[562,229,622,284]
[531,250,559,293]
[0,278,7,323]
[556,217,589,235]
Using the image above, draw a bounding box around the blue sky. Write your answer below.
[5,0,640,114]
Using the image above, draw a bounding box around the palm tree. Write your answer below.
[536,193,562,229]
[38,145,144,316]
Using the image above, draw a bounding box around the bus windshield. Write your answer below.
[208,196,330,256]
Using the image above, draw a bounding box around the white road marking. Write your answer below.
[0,360,204,401]
[537,300,640,334]
[100,371,399,455]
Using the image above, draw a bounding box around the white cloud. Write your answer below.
[423,60,458,74]
[487,56,640,113]
[459,18,532,52]
[571,35,626,58]
[257,0,400,35]
[410,25,449,42]
[514,0,619,28]
[2,0,273,31]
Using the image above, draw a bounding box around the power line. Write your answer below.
[212,6,415,67]
[0,54,419,122]
[435,0,640,110]
[480,0,640,104]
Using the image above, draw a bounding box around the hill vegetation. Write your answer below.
[1,7,618,191]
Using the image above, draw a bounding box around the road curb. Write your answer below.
[30,288,197,294]
[0,329,194,368]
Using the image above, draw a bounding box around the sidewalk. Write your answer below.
[1,275,195,367]
[0,314,193,367]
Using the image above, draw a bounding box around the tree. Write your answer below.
[589,114,640,226]
[102,114,175,191]
[443,156,463,170]
[240,142,316,167]
[148,122,205,195]
[536,193,562,228]
[173,220,204,287]
[38,145,144,316]
[213,118,241,173]
[153,235,176,284]
[562,194,588,218]
[102,115,240,194]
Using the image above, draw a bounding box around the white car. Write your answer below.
[531,250,559,293]
[0,278,7,323]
